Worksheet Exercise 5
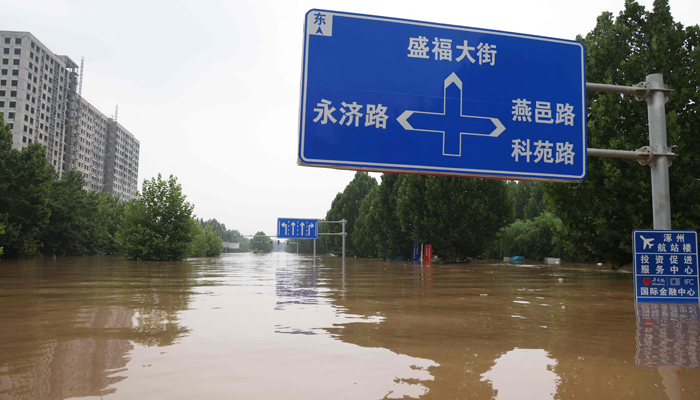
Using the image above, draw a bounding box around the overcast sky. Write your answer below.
[2,0,698,236]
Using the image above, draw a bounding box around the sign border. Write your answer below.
[298,9,587,182]
[277,217,319,240]
[633,229,699,303]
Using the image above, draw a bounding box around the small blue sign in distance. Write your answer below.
[277,218,319,239]
[633,230,699,303]
[299,10,586,182]
[411,241,421,262]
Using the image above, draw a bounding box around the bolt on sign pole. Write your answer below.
[586,74,675,230]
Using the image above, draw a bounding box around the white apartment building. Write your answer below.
[0,31,139,200]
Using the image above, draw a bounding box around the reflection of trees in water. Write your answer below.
[317,259,700,398]
[0,256,201,399]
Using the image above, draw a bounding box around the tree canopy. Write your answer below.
[397,175,514,262]
[116,174,198,261]
[0,114,54,258]
[321,172,378,256]
[544,0,700,266]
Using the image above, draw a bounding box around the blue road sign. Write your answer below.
[633,230,699,302]
[411,241,421,262]
[277,218,318,239]
[299,10,586,182]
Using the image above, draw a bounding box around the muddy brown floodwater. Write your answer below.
[0,253,699,399]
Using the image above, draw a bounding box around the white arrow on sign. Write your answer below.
[397,73,505,157]
[307,223,314,236]
[281,222,289,235]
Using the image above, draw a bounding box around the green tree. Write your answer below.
[116,174,197,261]
[397,176,514,262]
[0,113,54,258]
[352,186,381,257]
[544,0,700,267]
[321,172,378,256]
[191,223,224,257]
[353,173,413,259]
[93,191,127,254]
[487,212,569,261]
[508,181,548,221]
[41,170,101,256]
[250,231,273,253]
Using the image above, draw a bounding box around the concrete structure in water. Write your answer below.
[0,31,139,200]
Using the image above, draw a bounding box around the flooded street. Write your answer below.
[1,253,699,399]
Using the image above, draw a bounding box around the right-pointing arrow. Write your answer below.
[397,73,506,157]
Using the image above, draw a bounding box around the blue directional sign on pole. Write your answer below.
[299,10,587,182]
[277,218,318,239]
[633,230,699,303]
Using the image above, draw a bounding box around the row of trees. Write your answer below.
[318,1,700,267]
[320,172,514,262]
[0,115,247,260]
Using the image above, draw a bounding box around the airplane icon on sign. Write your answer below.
[640,236,655,250]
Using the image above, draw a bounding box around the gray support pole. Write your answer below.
[313,239,316,257]
[646,74,672,230]
[341,219,346,262]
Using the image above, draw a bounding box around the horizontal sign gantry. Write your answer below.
[298,10,587,182]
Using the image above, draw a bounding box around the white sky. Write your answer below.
[2,0,698,236]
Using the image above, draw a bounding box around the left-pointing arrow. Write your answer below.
[397,73,505,157]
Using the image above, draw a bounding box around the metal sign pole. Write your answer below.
[341,219,346,262]
[586,75,675,230]
[646,74,672,230]
[313,239,316,257]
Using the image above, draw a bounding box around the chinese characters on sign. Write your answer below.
[408,36,497,65]
[300,10,586,182]
[634,230,699,302]
[511,140,575,164]
[313,99,389,129]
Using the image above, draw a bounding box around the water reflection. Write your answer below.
[481,348,558,399]
[0,257,198,399]
[635,302,700,400]
[2,255,700,399]
[635,302,700,369]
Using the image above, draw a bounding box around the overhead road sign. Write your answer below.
[277,218,318,239]
[633,230,699,303]
[299,10,587,182]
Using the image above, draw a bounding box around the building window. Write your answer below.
[1,59,6,65]
[13,49,20,55]
[8,112,14,119]
[0,90,5,96]
[0,101,3,107]
[1,69,6,75]
[3,38,9,44]
[9,101,14,108]
[11,80,17,86]
[0,80,5,86]
[12,59,18,66]
[22,136,26,143]
[2,49,8,55]
[10,90,16,97]
[12,70,18,76]
[15,38,21,45]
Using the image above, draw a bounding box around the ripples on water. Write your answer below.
[0,253,698,399]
